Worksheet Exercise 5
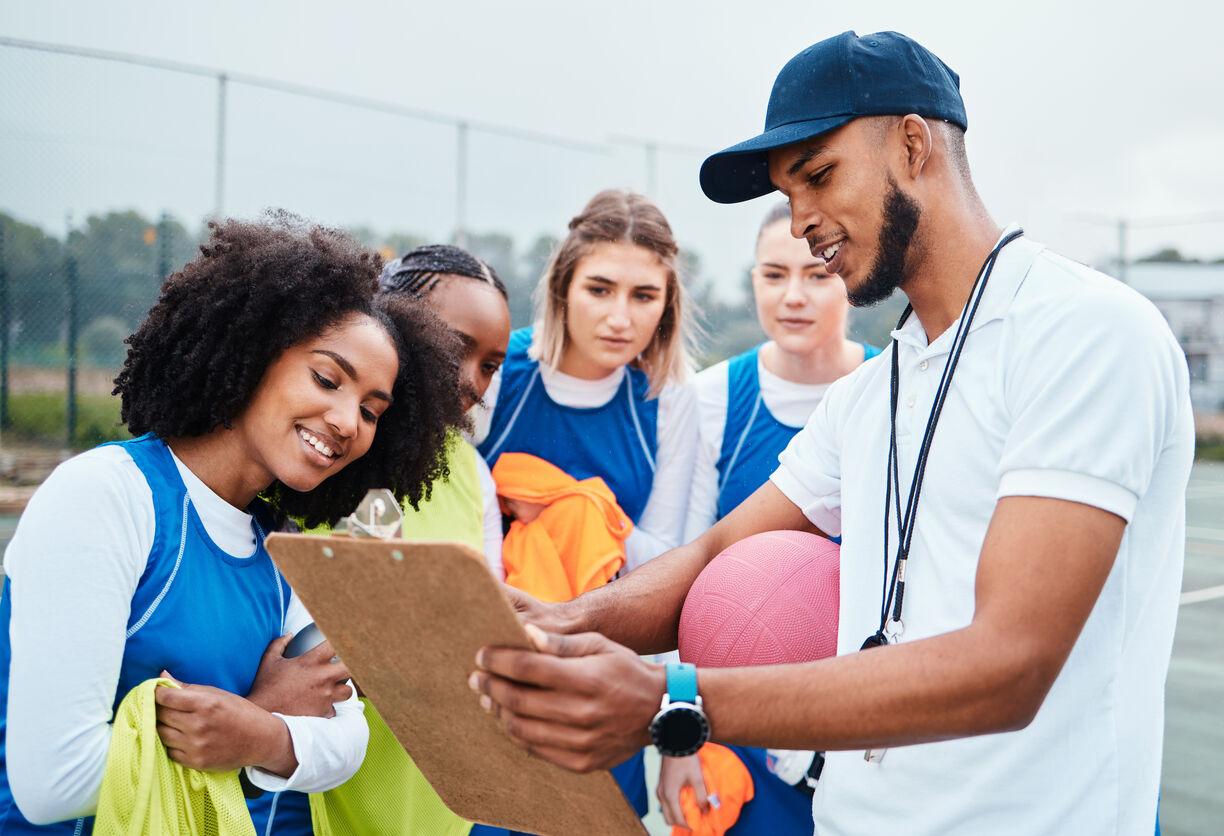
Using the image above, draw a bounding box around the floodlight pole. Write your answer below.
[157,212,172,283]
[65,248,79,448]
[0,35,617,252]
[0,222,8,430]
[607,135,705,198]
[215,74,228,218]
[645,142,658,198]
[455,121,469,248]
[1074,212,1224,280]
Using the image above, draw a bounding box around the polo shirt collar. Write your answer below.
[890,224,1035,354]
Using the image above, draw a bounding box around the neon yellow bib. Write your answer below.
[399,434,485,548]
[309,699,471,836]
[94,678,256,836]
[309,434,482,835]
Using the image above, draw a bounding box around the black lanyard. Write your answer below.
[861,229,1023,651]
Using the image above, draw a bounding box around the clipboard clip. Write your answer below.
[333,488,403,540]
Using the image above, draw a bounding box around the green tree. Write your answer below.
[680,246,761,365]
[511,234,559,329]
[1,211,200,365]
[68,211,199,335]
[81,315,130,366]
[465,233,516,288]
[379,231,430,261]
[1136,247,1198,264]
[1,213,65,361]
[846,292,910,349]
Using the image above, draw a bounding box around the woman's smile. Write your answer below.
[296,426,343,463]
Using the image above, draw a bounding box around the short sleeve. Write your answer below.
[996,268,1189,522]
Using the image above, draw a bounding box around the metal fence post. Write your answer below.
[0,222,9,430]
[215,74,227,218]
[454,121,468,248]
[157,211,171,283]
[65,252,78,447]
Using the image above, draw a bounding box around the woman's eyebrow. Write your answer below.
[586,274,662,292]
[312,349,358,379]
[311,349,393,403]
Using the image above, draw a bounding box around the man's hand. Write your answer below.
[521,482,819,653]
[657,753,709,829]
[500,585,577,635]
[155,675,296,776]
[246,633,352,717]
[469,625,666,772]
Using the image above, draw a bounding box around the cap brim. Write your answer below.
[699,115,854,204]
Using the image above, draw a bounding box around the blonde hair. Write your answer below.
[530,189,695,397]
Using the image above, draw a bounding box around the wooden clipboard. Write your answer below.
[265,533,646,835]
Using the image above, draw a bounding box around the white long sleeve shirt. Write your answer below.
[2,445,366,825]
[684,350,832,542]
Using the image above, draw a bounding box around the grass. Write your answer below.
[1197,435,1224,462]
[5,392,130,449]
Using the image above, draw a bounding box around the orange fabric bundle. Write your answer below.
[671,744,754,836]
[492,452,633,602]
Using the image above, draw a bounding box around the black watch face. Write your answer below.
[651,705,709,757]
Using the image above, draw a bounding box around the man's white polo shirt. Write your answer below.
[771,231,1194,835]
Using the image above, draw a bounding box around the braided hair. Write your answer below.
[379,244,507,300]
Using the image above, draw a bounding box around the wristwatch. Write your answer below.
[649,662,710,757]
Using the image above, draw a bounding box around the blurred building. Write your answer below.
[1126,263,1224,410]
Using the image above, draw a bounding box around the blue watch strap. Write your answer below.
[665,662,698,703]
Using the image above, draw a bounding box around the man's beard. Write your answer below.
[846,176,921,308]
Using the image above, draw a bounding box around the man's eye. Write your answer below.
[808,166,832,186]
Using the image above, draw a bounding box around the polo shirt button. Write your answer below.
[919,360,929,371]
[906,394,916,407]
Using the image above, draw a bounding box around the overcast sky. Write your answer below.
[2,0,1221,296]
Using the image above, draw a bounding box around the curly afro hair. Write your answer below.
[115,211,468,527]
[263,296,469,527]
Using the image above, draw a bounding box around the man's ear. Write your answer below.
[899,113,933,179]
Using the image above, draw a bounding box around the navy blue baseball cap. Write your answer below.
[699,31,967,204]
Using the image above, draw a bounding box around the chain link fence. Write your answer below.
[0,211,201,448]
[0,38,908,451]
